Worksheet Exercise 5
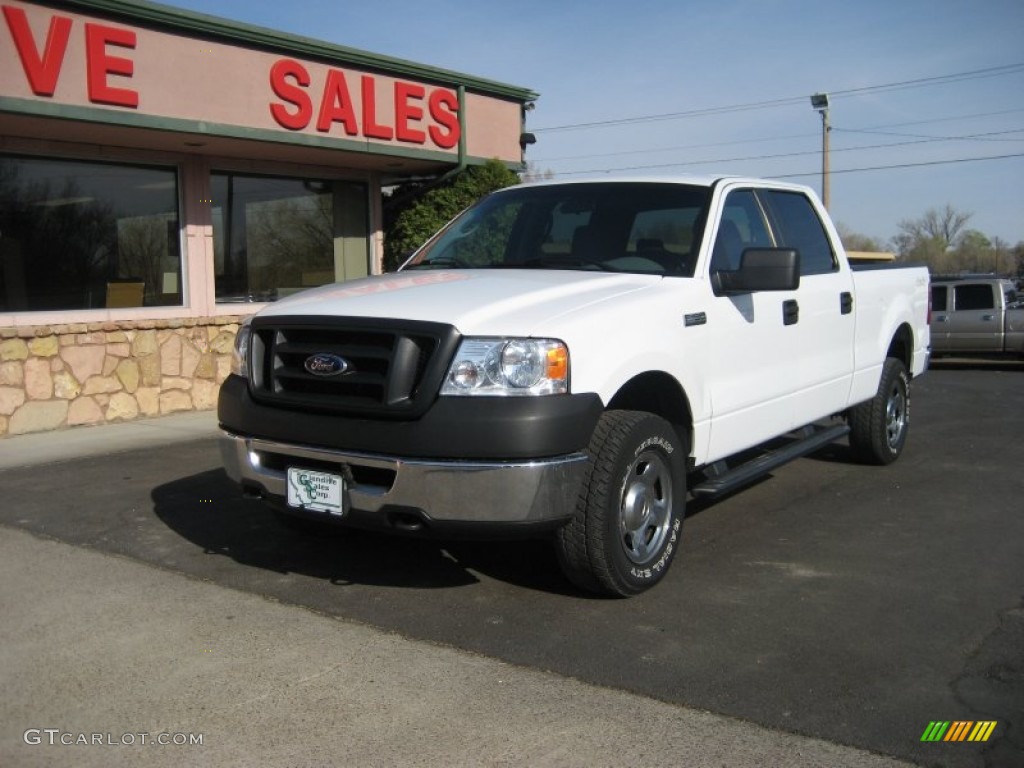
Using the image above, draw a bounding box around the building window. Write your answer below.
[0,155,182,312]
[211,173,369,303]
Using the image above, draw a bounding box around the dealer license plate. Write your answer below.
[286,467,345,516]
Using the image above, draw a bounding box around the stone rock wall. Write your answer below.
[0,317,241,437]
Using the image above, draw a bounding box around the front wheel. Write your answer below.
[555,411,686,597]
[848,357,911,465]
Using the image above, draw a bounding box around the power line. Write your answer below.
[834,127,1024,143]
[827,62,1024,98]
[549,129,1024,176]
[534,109,1024,164]
[774,152,1024,179]
[839,107,1024,133]
[533,96,805,134]
[533,62,1024,134]
[548,152,1024,180]
[534,132,816,163]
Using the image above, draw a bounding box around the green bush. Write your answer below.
[383,159,520,271]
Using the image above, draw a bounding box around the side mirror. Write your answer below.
[715,248,800,294]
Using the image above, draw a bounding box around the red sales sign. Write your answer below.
[3,4,138,106]
[2,3,461,149]
[268,58,460,148]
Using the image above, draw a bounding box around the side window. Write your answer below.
[954,284,995,311]
[931,285,948,312]
[710,189,772,272]
[763,190,836,276]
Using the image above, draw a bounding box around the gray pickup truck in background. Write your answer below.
[930,277,1024,357]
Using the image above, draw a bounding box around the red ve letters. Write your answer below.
[3,4,138,107]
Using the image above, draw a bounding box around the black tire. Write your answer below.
[848,357,910,465]
[555,410,686,597]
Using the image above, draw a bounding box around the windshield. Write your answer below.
[403,182,711,277]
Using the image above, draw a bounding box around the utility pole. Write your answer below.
[810,93,831,209]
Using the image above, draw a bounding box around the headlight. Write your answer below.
[441,338,568,396]
[231,321,252,378]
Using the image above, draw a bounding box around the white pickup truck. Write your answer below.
[219,176,931,596]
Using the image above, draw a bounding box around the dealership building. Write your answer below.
[0,0,536,436]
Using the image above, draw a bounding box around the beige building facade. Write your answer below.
[0,0,536,436]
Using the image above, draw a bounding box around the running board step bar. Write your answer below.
[691,423,850,498]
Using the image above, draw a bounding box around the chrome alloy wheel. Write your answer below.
[885,378,908,451]
[618,450,673,565]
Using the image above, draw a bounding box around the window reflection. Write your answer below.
[0,155,182,311]
[212,173,368,303]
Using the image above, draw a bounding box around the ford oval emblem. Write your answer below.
[304,353,350,377]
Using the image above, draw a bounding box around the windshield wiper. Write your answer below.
[405,256,469,270]
[518,255,620,272]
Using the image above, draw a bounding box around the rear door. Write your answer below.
[759,189,856,418]
[948,283,1002,352]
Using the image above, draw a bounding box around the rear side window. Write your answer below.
[931,285,948,312]
[954,284,995,311]
[762,190,836,276]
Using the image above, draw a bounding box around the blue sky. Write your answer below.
[170,0,1024,246]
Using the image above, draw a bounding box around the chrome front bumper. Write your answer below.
[220,432,589,525]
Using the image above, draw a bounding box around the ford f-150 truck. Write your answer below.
[930,276,1024,357]
[219,176,931,596]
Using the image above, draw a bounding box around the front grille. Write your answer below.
[248,317,458,419]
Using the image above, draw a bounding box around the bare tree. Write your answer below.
[1014,242,1024,280]
[520,162,555,183]
[895,205,972,251]
[117,216,169,298]
[893,205,974,271]
[836,222,887,253]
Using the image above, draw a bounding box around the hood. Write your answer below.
[255,269,661,336]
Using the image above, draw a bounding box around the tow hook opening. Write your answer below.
[241,483,265,501]
[388,511,429,533]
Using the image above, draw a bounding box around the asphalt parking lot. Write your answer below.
[1,363,1022,767]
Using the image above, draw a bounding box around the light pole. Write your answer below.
[810,93,830,209]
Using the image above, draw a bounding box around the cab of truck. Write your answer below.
[930,276,1022,355]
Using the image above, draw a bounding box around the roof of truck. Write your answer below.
[512,174,815,193]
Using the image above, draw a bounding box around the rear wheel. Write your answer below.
[848,357,910,465]
[555,410,686,597]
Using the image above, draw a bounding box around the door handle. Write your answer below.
[783,299,799,326]
[934,315,948,322]
[981,314,995,322]
[840,292,853,315]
